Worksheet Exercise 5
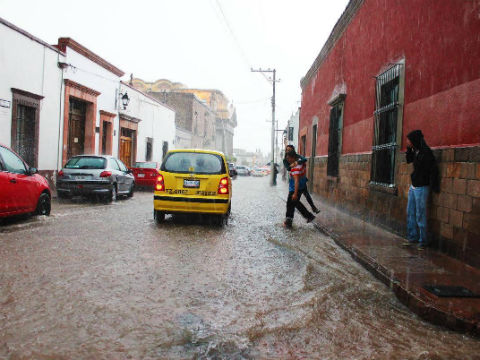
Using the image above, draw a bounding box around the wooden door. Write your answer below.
[68,99,86,159]
[120,136,132,167]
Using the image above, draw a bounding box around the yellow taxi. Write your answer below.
[153,149,232,225]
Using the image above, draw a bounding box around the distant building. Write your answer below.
[286,109,299,152]
[299,0,480,267]
[132,79,237,156]
[233,148,266,167]
[148,92,216,150]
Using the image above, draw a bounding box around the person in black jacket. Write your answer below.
[283,145,320,214]
[405,130,439,249]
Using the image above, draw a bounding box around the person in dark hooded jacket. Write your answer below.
[405,130,439,249]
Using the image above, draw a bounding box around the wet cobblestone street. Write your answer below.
[1,177,479,359]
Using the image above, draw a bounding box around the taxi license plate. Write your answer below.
[183,179,200,188]
[138,173,145,177]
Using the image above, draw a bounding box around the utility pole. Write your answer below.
[251,68,279,186]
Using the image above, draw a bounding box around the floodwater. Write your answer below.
[0,177,479,359]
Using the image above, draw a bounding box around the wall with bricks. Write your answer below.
[300,0,480,267]
[311,147,480,268]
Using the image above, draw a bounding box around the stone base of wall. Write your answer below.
[309,146,480,268]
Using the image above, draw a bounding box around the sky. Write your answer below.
[0,0,350,154]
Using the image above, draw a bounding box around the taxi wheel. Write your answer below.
[154,210,165,224]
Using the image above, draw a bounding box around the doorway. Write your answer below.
[68,98,87,159]
[120,128,135,167]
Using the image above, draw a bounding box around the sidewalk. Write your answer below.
[302,188,480,336]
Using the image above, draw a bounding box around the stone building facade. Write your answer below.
[148,92,216,150]
[299,0,480,267]
[132,79,237,156]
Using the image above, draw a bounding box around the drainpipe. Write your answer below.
[56,53,65,174]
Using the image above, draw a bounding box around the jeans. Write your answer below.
[407,185,430,244]
[303,188,317,211]
[286,190,314,221]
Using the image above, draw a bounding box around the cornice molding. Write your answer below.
[99,110,117,118]
[11,88,44,100]
[57,37,125,77]
[64,79,101,97]
[119,113,141,123]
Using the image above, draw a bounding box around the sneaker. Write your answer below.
[417,243,427,250]
[402,240,417,247]
[312,207,321,214]
[307,216,315,224]
[283,218,293,228]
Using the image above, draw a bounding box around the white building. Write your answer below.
[286,109,300,150]
[55,37,124,165]
[119,82,175,165]
[0,17,65,185]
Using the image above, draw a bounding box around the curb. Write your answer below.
[312,222,480,337]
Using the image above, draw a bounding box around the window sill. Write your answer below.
[368,181,398,195]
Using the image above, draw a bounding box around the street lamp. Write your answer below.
[120,92,130,110]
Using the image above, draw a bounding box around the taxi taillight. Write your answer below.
[218,177,229,194]
[155,174,165,191]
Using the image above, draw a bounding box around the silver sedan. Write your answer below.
[56,155,135,202]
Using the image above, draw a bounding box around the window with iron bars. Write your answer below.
[371,64,402,186]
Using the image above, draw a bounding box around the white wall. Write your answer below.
[0,22,65,171]
[288,110,300,150]
[119,83,176,163]
[62,47,121,156]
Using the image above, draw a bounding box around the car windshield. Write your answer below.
[65,157,106,169]
[134,162,157,169]
[163,152,224,174]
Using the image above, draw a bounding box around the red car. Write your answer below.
[129,161,161,188]
[0,144,51,218]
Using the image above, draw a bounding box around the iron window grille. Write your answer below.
[327,102,343,177]
[371,64,402,186]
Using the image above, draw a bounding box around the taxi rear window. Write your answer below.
[162,152,225,174]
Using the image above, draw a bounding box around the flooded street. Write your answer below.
[0,177,479,359]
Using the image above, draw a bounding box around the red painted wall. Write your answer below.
[300,0,480,156]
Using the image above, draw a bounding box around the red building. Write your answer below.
[299,0,480,266]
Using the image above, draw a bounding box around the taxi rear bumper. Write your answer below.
[154,195,230,214]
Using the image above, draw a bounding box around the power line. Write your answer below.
[211,0,252,69]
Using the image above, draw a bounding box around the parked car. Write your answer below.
[0,143,51,218]
[236,165,250,176]
[153,149,232,225]
[130,161,160,189]
[228,162,237,178]
[56,155,134,202]
[251,167,265,177]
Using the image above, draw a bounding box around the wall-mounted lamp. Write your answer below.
[119,92,130,110]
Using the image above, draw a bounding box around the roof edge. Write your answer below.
[300,0,365,90]
[57,37,125,77]
[0,16,65,56]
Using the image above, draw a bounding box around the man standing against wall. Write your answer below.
[405,130,439,250]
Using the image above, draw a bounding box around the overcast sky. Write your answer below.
[0,0,349,154]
